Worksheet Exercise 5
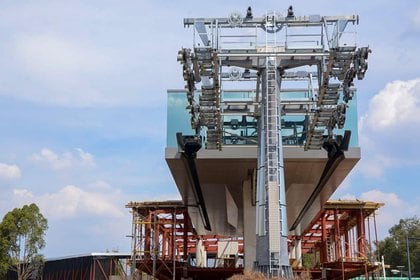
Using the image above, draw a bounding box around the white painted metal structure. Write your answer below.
[174,6,370,277]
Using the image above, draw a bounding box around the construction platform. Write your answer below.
[126,200,384,280]
[126,201,244,280]
[292,200,384,279]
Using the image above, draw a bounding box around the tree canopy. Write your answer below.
[0,203,48,280]
[379,216,420,277]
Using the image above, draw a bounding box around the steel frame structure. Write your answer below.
[126,201,244,280]
[177,6,370,277]
[291,200,384,280]
[12,254,130,280]
[125,200,385,280]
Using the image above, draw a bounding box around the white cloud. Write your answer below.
[355,144,420,180]
[338,189,419,238]
[10,182,130,256]
[9,33,137,107]
[362,78,420,130]
[76,148,95,167]
[7,31,168,108]
[0,162,21,180]
[360,190,411,234]
[359,189,402,207]
[15,34,108,79]
[357,78,420,178]
[12,184,124,219]
[411,5,420,28]
[13,188,33,198]
[356,154,395,179]
[31,147,95,170]
[86,180,113,191]
[339,193,356,200]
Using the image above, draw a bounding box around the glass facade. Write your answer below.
[166,90,358,149]
[166,90,196,148]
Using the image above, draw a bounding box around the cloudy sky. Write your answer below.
[0,0,419,258]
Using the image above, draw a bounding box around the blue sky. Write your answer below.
[0,1,419,258]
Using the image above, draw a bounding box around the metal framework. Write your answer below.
[291,200,384,280]
[127,201,189,279]
[7,254,130,280]
[177,6,370,277]
[125,200,386,280]
[126,201,244,280]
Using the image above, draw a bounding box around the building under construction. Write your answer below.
[126,200,383,279]
[128,6,382,280]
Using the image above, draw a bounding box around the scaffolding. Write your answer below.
[126,199,387,279]
[291,200,384,280]
[126,201,244,280]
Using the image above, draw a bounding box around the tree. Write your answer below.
[0,231,11,278]
[0,203,48,280]
[378,216,420,277]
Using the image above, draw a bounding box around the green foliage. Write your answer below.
[0,203,48,280]
[0,233,11,278]
[379,216,420,276]
[301,253,314,269]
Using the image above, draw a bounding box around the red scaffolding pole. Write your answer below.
[126,201,244,280]
[291,200,384,280]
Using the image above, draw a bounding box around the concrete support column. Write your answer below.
[295,237,302,268]
[196,238,207,267]
[289,244,296,260]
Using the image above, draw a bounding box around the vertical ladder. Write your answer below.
[257,10,292,278]
[265,55,281,276]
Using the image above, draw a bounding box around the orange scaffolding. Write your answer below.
[127,200,383,279]
[126,201,243,280]
[291,200,384,280]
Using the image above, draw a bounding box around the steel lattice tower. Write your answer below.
[177,7,370,277]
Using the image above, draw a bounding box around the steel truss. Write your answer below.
[177,6,370,278]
